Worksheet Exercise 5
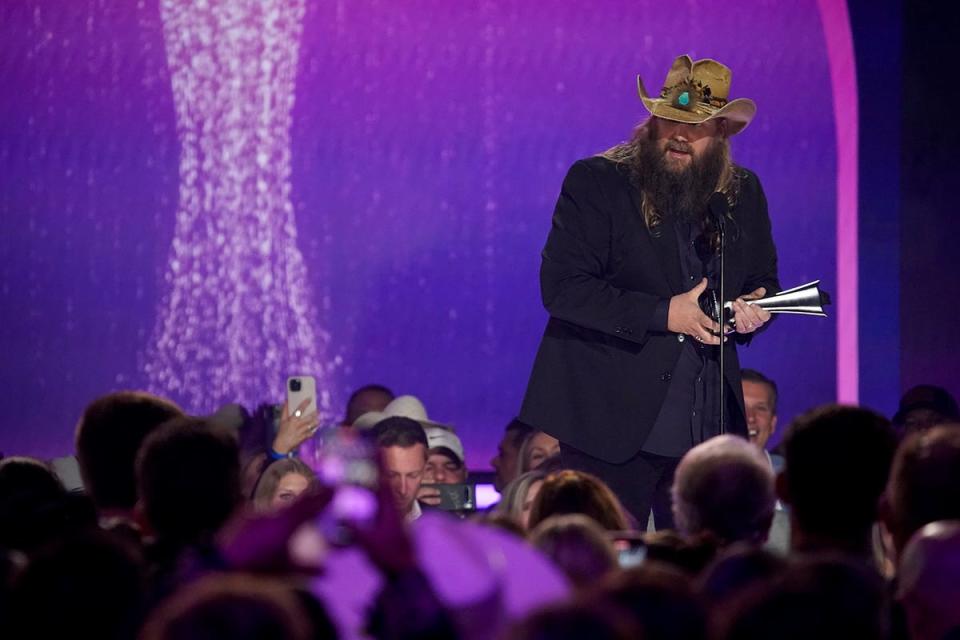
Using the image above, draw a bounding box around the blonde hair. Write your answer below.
[251,458,315,511]
[495,469,548,526]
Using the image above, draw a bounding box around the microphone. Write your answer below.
[708,191,729,231]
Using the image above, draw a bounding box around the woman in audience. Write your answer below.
[529,513,618,589]
[518,430,561,473]
[528,469,631,532]
[495,469,547,530]
[252,458,317,512]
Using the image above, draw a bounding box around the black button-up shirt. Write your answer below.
[641,217,722,458]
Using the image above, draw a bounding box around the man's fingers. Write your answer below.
[696,311,720,335]
[738,300,765,327]
[696,329,721,345]
[693,320,721,344]
[700,322,721,343]
[743,287,766,301]
[733,298,770,333]
[687,278,707,301]
[687,277,708,297]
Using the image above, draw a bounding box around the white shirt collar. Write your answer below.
[406,499,423,523]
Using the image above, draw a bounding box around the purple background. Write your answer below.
[1,0,839,468]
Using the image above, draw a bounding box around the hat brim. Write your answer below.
[351,410,386,429]
[417,418,455,431]
[637,75,756,136]
[352,410,454,432]
[427,446,465,466]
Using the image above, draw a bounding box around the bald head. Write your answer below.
[671,435,775,545]
[897,521,960,640]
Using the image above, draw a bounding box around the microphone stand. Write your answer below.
[708,192,728,436]
[716,217,725,435]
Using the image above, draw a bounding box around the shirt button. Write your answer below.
[677,335,685,343]
[692,410,697,416]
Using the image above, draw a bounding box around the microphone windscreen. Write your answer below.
[708,192,729,223]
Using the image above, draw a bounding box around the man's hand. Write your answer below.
[272,398,319,455]
[730,287,771,335]
[668,278,722,345]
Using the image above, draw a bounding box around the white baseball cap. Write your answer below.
[425,426,465,464]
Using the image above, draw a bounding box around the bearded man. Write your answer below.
[520,55,780,529]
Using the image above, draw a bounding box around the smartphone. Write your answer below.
[610,532,647,568]
[286,375,317,418]
[316,428,379,545]
[420,482,476,512]
[50,455,84,493]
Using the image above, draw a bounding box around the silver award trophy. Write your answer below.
[719,280,832,326]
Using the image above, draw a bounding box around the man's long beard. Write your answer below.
[636,135,727,224]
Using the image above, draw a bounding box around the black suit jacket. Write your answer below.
[520,155,780,463]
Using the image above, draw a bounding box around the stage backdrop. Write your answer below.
[0,0,843,467]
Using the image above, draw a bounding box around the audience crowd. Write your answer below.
[1,376,959,639]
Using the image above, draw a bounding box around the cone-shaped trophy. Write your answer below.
[722,280,832,326]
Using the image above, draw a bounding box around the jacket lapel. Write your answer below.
[647,218,684,295]
[624,173,684,296]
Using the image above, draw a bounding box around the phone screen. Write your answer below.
[419,482,476,512]
[611,536,647,568]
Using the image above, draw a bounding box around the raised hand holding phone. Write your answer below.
[273,376,319,455]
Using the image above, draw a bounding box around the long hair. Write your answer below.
[495,469,548,528]
[251,458,316,512]
[528,469,631,532]
[600,117,741,237]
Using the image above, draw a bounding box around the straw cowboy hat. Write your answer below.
[637,54,756,135]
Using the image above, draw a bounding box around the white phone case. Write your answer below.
[286,375,317,418]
